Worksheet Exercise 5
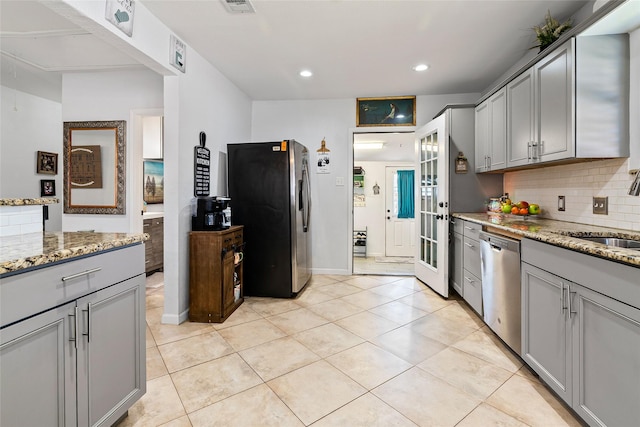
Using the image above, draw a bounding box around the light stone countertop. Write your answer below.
[0,198,59,206]
[0,231,149,276]
[454,213,640,268]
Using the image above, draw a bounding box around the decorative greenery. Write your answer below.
[532,10,572,51]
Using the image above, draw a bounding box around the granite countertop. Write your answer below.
[454,213,640,268]
[0,231,149,276]
[0,198,59,206]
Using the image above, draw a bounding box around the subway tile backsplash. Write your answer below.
[504,158,640,231]
[0,206,43,237]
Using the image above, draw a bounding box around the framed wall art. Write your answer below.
[144,160,164,204]
[40,179,56,197]
[36,151,58,175]
[356,96,416,127]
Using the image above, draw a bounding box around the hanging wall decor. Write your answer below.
[105,0,135,37]
[36,151,58,175]
[194,131,210,196]
[316,138,331,174]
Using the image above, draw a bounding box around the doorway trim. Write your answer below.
[348,126,416,275]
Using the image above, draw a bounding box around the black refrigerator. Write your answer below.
[227,140,311,297]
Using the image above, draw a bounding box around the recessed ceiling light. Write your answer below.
[299,70,313,77]
[413,64,429,72]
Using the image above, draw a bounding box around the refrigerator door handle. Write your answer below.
[302,165,311,232]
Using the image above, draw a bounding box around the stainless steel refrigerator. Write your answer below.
[227,140,311,297]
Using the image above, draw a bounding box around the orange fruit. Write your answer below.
[519,208,528,215]
[511,206,519,214]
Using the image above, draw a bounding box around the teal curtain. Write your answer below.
[397,170,414,218]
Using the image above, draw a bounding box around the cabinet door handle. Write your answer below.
[69,308,78,348]
[464,242,474,248]
[487,156,492,168]
[82,304,91,342]
[464,226,474,230]
[464,276,475,283]
[561,283,567,314]
[61,267,102,282]
[568,288,577,318]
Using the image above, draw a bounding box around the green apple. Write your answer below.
[528,204,540,215]
[501,204,512,214]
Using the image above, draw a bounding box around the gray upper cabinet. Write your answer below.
[475,87,506,172]
[506,69,534,168]
[535,40,575,163]
[498,33,629,171]
[507,40,574,168]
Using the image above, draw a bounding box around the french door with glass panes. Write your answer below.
[414,114,449,297]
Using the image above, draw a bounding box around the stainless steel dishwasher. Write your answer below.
[479,231,521,354]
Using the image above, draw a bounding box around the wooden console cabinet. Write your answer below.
[189,226,244,323]
[143,216,163,274]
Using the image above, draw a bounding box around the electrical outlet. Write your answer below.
[593,197,608,215]
[558,195,565,211]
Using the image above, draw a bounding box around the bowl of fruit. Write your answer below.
[500,199,541,216]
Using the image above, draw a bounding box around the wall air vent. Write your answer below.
[221,0,255,14]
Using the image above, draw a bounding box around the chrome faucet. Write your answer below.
[629,170,640,196]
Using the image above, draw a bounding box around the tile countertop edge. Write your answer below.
[452,213,640,268]
[0,232,149,276]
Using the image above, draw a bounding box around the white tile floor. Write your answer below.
[353,256,414,275]
[118,272,582,427]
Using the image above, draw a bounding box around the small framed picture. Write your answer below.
[37,151,58,175]
[356,96,416,127]
[40,179,56,197]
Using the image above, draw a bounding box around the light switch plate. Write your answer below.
[593,197,608,215]
[558,195,565,211]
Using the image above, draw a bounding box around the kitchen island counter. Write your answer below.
[453,213,640,268]
[0,231,148,276]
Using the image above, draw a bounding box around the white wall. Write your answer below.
[162,51,252,324]
[353,161,413,257]
[251,93,479,274]
[0,87,63,231]
[61,69,164,232]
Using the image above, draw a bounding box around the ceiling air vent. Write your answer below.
[221,0,255,14]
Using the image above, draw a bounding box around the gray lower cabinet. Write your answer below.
[521,239,640,427]
[450,219,463,296]
[571,284,640,427]
[0,245,146,427]
[461,221,483,315]
[1,300,77,426]
[521,262,572,403]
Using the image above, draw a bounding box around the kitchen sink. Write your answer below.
[576,236,640,250]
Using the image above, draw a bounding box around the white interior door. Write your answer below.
[415,114,449,297]
[385,166,415,257]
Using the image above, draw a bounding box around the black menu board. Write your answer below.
[194,131,210,196]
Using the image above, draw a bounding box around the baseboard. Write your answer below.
[161,308,189,325]
[311,268,351,276]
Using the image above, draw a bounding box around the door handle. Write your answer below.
[387,216,391,220]
[436,214,443,220]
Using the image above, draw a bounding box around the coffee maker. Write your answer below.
[191,196,230,231]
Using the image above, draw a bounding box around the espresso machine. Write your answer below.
[191,196,230,231]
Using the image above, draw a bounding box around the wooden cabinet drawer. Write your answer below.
[1,244,144,327]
